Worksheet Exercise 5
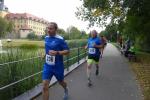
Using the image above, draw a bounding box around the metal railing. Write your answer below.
[0,47,87,99]
[0,56,41,67]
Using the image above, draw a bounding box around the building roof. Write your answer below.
[5,13,50,24]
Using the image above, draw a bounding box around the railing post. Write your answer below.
[66,55,69,71]
[85,48,87,60]
[78,47,80,64]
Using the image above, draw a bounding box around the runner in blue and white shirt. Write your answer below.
[85,30,103,86]
[42,22,69,100]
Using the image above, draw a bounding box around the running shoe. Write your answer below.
[88,78,92,87]
[63,88,68,100]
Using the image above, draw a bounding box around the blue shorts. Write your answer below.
[42,64,64,81]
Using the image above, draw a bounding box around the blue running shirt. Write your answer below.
[88,37,101,57]
[44,35,69,68]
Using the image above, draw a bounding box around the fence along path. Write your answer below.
[0,47,87,99]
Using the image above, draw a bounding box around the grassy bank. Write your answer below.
[130,52,150,100]
[2,39,44,48]
[1,39,87,48]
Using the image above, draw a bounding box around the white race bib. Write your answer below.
[88,48,96,54]
[46,54,55,65]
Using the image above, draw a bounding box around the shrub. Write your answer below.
[27,32,38,40]
[19,44,39,50]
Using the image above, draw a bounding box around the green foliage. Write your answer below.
[19,44,39,50]
[76,0,122,27]
[0,49,43,99]
[7,21,14,33]
[77,0,150,52]
[0,17,7,36]
[69,26,81,39]
[0,17,14,38]
[67,39,87,48]
[100,23,118,42]
[57,28,66,35]
[27,32,38,40]
[0,17,8,37]
[119,0,150,52]
[41,34,46,40]
[44,26,88,40]
[66,26,88,40]
[57,28,69,40]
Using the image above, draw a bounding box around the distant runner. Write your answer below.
[85,30,103,86]
[100,35,107,58]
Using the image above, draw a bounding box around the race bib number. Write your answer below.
[46,54,55,65]
[88,48,96,54]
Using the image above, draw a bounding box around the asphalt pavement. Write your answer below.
[35,43,143,100]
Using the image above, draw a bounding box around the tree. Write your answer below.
[27,32,37,40]
[100,23,118,42]
[76,0,150,52]
[75,0,124,27]
[7,21,14,33]
[57,28,67,38]
[80,30,88,39]
[0,17,14,38]
[120,0,150,51]
[0,17,8,37]
[66,26,86,40]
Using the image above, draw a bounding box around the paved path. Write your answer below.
[35,43,143,100]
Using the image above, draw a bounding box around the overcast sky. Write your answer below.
[5,0,104,33]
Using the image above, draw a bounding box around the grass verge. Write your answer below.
[112,43,150,100]
[130,52,150,100]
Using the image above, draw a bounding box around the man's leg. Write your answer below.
[95,63,99,76]
[59,80,67,89]
[87,64,92,86]
[87,59,93,86]
[94,57,100,76]
[55,71,68,100]
[100,48,104,58]
[42,66,53,100]
[59,80,68,97]
[87,64,92,80]
[42,80,50,100]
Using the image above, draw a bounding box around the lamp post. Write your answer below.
[117,31,119,43]
[68,27,71,40]
[81,30,84,39]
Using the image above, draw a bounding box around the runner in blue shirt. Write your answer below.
[42,22,69,100]
[85,30,103,86]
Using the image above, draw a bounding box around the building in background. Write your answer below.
[1,0,49,38]
[5,13,49,38]
[0,0,9,18]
